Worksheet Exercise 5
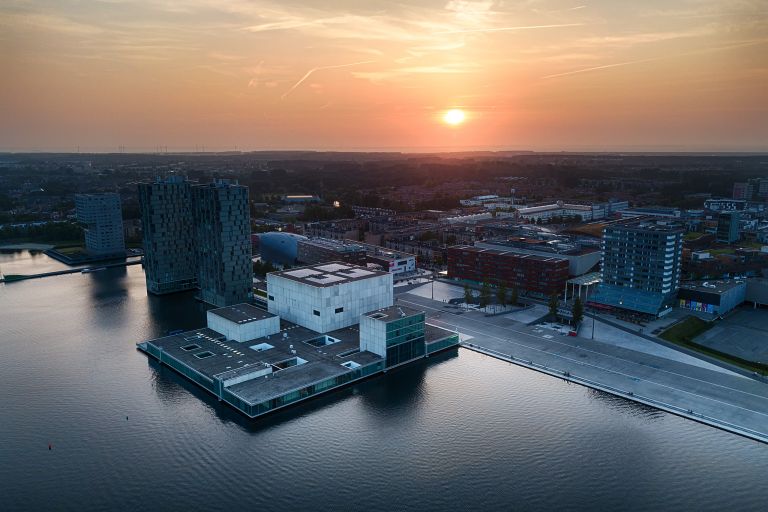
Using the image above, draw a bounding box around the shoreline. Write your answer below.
[462,343,768,444]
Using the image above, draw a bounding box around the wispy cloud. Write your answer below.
[281,60,376,99]
[433,22,583,35]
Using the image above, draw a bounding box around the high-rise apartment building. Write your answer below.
[75,193,125,256]
[138,176,197,295]
[192,180,253,307]
[590,220,683,316]
[732,182,754,200]
[716,211,740,244]
[139,177,253,306]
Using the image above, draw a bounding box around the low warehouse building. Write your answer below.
[677,280,746,317]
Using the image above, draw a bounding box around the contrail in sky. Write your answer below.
[541,39,768,79]
[282,60,376,100]
[541,57,658,79]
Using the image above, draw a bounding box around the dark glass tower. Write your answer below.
[192,180,252,307]
[138,176,197,295]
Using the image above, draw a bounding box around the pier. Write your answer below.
[0,259,142,283]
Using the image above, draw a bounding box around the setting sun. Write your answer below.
[442,109,466,126]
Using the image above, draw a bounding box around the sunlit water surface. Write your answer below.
[1,252,766,511]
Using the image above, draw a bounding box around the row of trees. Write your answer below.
[463,282,585,325]
[549,292,584,325]
[0,221,84,243]
[463,282,519,309]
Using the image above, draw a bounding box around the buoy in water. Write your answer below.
[48,443,52,450]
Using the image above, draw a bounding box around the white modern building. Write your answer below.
[206,303,280,342]
[75,193,125,256]
[460,194,500,206]
[266,262,393,333]
[444,211,516,224]
[346,241,417,275]
[517,200,629,222]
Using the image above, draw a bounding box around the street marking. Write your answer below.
[399,294,768,403]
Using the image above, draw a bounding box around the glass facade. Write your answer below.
[155,347,216,393]
[221,361,384,417]
[426,334,460,355]
[384,313,426,368]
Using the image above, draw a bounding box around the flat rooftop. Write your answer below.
[209,303,277,324]
[518,203,592,214]
[300,238,366,253]
[145,320,382,405]
[451,245,569,264]
[143,315,457,406]
[480,237,600,256]
[365,304,423,322]
[270,262,389,287]
[679,280,746,295]
[607,219,684,233]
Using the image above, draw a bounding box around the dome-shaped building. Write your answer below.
[258,232,307,267]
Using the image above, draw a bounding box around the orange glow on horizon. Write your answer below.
[0,1,766,152]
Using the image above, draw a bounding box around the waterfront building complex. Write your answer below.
[74,193,125,256]
[267,263,393,333]
[138,262,458,419]
[590,220,684,316]
[138,176,252,306]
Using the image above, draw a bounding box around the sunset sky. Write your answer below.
[1,0,766,152]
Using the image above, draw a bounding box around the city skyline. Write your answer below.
[2,0,767,152]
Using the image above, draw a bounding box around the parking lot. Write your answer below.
[695,307,768,363]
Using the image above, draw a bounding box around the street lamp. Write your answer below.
[431,271,435,300]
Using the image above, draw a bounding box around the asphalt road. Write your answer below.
[397,291,768,442]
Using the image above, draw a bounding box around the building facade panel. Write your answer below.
[192,180,253,307]
[447,245,569,296]
[267,264,393,333]
[138,176,198,294]
[75,193,125,256]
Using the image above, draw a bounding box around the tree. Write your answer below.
[463,284,474,307]
[496,283,508,309]
[510,287,519,307]
[572,297,584,326]
[548,292,560,320]
[479,282,491,310]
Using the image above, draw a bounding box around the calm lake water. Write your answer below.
[1,251,766,511]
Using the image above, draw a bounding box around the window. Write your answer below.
[335,307,344,314]
[268,295,274,301]
[194,351,215,359]
[313,310,320,316]
[181,344,201,351]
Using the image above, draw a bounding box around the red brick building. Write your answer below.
[447,245,569,297]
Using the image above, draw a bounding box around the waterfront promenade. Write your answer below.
[398,291,768,443]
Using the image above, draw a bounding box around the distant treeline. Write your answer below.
[0,221,83,243]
